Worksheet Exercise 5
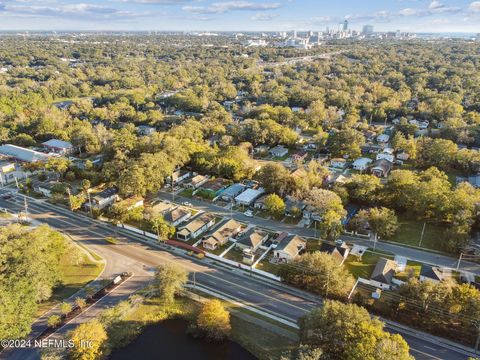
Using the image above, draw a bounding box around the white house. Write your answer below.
[163,207,191,227]
[235,188,265,206]
[377,134,390,144]
[376,153,395,163]
[0,161,16,185]
[42,139,74,155]
[269,145,289,158]
[352,157,373,171]
[86,187,119,211]
[330,158,347,169]
[176,213,216,241]
[236,228,269,252]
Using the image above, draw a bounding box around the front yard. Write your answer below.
[387,214,449,252]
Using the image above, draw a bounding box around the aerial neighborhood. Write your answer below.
[0,29,480,360]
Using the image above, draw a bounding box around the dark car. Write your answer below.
[1,192,12,200]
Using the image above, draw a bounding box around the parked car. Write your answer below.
[244,209,253,217]
[182,201,192,207]
[2,192,12,200]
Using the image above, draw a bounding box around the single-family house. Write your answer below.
[370,258,397,289]
[284,196,305,217]
[86,187,119,211]
[236,228,269,252]
[202,219,242,250]
[419,265,446,283]
[176,213,216,241]
[34,181,59,198]
[164,206,191,227]
[0,161,16,185]
[254,194,268,210]
[199,178,230,197]
[0,144,50,163]
[273,234,306,263]
[169,170,191,185]
[269,145,289,158]
[235,188,265,206]
[291,151,308,163]
[371,159,393,178]
[330,158,347,169]
[361,144,383,154]
[376,153,395,163]
[352,157,373,171]
[396,151,410,161]
[186,175,209,189]
[221,183,246,202]
[303,204,322,222]
[319,242,350,264]
[136,125,156,136]
[42,139,74,155]
[377,134,390,144]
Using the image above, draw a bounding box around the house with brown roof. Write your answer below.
[186,174,208,189]
[273,234,306,263]
[202,219,242,250]
[370,258,397,289]
[370,159,393,178]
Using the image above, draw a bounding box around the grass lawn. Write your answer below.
[255,258,281,276]
[37,248,104,315]
[345,250,394,279]
[387,214,448,252]
[179,188,194,198]
[283,216,300,225]
[224,248,244,263]
[395,260,422,281]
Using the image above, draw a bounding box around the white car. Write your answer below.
[244,210,253,217]
[182,201,192,207]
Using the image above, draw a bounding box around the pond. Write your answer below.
[109,318,257,360]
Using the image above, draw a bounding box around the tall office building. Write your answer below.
[293,30,297,38]
[362,25,374,35]
[343,20,348,31]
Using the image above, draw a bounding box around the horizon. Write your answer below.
[0,0,479,33]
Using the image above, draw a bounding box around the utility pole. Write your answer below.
[66,188,73,211]
[419,221,426,247]
[87,189,93,217]
[456,253,463,271]
[172,176,175,203]
[22,195,29,223]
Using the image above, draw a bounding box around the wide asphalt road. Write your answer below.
[0,193,474,360]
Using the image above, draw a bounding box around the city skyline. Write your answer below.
[0,0,479,33]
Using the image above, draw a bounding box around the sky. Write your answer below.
[0,0,479,32]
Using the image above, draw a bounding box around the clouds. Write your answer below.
[251,12,277,21]
[0,1,151,19]
[469,1,480,12]
[183,1,281,14]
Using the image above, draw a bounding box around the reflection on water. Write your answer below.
[109,318,257,360]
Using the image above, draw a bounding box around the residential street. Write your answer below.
[157,191,480,276]
[0,192,475,360]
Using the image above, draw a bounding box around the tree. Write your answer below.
[255,163,294,196]
[70,193,86,211]
[75,297,87,310]
[60,302,72,316]
[299,300,412,360]
[47,315,61,328]
[304,188,346,239]
[81,179,91,192]
[345,174,382,204]
[281,345,323,360]
[196,299,231,341]
[264,194,286,217]
[151,216,175,242]
[327,128,365,159]
[155,263,188,304]
[351,207,398,239]
[68,320,107,360]
[279,251,355,299]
